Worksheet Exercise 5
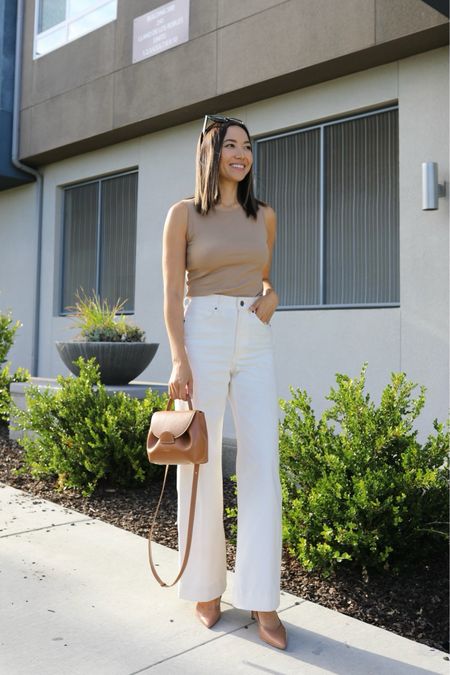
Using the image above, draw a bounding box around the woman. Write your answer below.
[161,114,287,650]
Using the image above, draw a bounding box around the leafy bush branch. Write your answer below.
[279,363,449,576]
[12,357,167,495]
[0,310,29,424]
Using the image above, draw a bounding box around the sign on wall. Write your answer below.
[133,0,190,63]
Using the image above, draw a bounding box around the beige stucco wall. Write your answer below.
[0,184,37,371]
[398,48,449,434]
[1,47,448,442]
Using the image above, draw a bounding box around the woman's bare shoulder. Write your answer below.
[168,198,192,215]
[165,198,193,231]
[259,202,277,227]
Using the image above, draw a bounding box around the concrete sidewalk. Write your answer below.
[0,483,448,675]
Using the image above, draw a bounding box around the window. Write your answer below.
[34,0,117,58]
[255,107,399,309]
[61,171,138,314]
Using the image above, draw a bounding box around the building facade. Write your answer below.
[0,0,449,441]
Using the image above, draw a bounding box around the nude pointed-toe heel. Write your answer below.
[195,596,222,629]
[251,611,287,650]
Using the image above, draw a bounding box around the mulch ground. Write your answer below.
[0,424,448,655]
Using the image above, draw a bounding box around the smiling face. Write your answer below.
[218,125,253,182]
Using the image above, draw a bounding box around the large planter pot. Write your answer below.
[55,341,159,385]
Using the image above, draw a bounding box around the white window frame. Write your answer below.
[33,0,118,59]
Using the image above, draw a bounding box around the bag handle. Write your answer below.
[165,396,193,411]
[148,395,199,587]
[148,463,200,587]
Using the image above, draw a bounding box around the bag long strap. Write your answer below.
[148,463,200,587]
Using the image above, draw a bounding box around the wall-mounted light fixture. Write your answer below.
[422,162,447,210]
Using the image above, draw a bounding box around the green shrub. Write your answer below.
[80,324,144,342]
[279,363,449,577]
[224,474,238,540]
[0,311,30,424]
[11,357,167,495]
[0,311,17,364]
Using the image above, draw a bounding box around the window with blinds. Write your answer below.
[61,171,138,314]
[255,107,399,308]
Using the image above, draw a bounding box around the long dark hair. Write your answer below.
[193,120,266,218]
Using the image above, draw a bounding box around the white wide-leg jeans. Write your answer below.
[175,293,282,611]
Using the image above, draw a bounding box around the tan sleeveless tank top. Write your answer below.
[185,199,269,297]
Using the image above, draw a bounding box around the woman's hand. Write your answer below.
[248,290,279,324]
[168,358,193,401]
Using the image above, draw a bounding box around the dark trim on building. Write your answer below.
[0,0,34,190]
[420,0,449,18]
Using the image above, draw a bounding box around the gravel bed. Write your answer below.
[0,424,448,654]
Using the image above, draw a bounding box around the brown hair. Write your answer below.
[193,120,265,218]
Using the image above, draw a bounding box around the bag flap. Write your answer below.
[150,410,197,440]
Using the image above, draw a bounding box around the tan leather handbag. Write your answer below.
[146,396,208,587]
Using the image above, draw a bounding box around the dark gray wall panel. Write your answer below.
[0,0,34,189]
[18,0,448,165]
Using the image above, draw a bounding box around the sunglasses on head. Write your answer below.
[200,114,245,142]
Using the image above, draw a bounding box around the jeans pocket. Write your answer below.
[184,301,216,331]
[251,310,271,328]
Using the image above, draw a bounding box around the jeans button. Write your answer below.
[240,300,244,306]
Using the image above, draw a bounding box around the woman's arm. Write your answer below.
[249,205,279,323]
[162,201,193,400]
